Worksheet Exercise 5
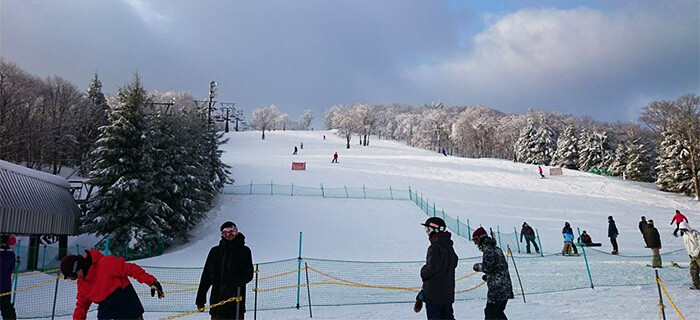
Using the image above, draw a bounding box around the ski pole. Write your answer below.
[507,245,526,303]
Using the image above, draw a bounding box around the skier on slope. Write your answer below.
[60,249,164,320]
[678,222,700,290]
[293,146,298,155]
[538,166,545,178]
[608,216,619,255]
[332,152,338,163]
[414,217,458,320]
[639,216,648,243]
[643,220,663,268]
[472,226,514,319]
[671,210,689,237]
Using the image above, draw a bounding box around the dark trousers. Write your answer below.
[484,300,508,320]
[673,223,680,237]
[425,303,454,320]
[524,236,539,253]
[331,158,338,163]
[97,284,144,319]
[0,295,17,320]
[610,237,618,253]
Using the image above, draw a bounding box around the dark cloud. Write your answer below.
[1,1,697,123]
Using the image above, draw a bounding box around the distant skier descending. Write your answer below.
[331,152,338,163]
[538,165,545,178]
[671,210,689,237]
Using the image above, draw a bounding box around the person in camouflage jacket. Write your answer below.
[472,227,514,319]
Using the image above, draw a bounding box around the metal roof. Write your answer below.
[0,160,79,235]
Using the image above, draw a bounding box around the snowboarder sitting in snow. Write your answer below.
[519,222,539,254]
[414,217,458,319]
[197,221,254,319]
[671,210,689,237]
[60,249,164,320]
[677,222,700,290]
[562,222,578,255]
[577,231,601,247]
[472,226,514,319]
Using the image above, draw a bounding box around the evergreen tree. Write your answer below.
[77,73,109,173]
[86,75,169,253]
[624,139,654,182]
[578,130,606,172]
[515,118,537,163]
[608,143,629,178]
[552,125,579,169]
[532,117,556,165]
[655,130,695,194]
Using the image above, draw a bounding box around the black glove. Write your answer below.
[482,275,488,281]
[473,263,483,272]
[150,280,164,299]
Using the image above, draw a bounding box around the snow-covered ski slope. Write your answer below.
[142,130,699,319]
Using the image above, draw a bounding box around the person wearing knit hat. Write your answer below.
[0,235,17,319]
[414,217,458,319]
[196,221,254,319]
[472,226,514,319]
[59,248,164,319]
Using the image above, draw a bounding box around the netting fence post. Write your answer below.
[51,275,60,320]
[507,246,526,303]
[363,184,366,199]
[105,236,110,256]
[344,186,349,198]
[296,231,303,309]
[408,186,412,200]
[304,262,313,318]
[514,227,521,253]
[12,240,21,304]
[320,184,325,198]
[576,228,594,289]
[535,228,544,257]
[250,181,253,195]
[420,194,423,210]
[497,225,502,248]
[655,270,666,320]
[457,216,461,236]
[41,244,47,271]
[270,181,273,195]
[467,219,471,237]
[389,186,393,200]
[291,183,294,196]
[254,264,259,320]
[235,286,242,319]
[432,203,436,217]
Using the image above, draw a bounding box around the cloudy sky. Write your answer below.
[1,0,698,124]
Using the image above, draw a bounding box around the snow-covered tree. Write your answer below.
[552,125,579,169]
[531,117,557,165]
[514,118,537,163]
[252,105,279,139]
[77,73,109,173]
[655,130,695,194]
[624,139,654,182]
[608,143,630,178]
[298,109,313,130]
[278,113,291,130]
[578,130,607,172]
[86,75,169,253]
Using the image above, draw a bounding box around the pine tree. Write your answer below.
[608,143,629,178]
[77,73,109,173]
[579,130,606,172]
[552,125,579,169]
[86,75,169,253]
[515,118,537,163]
[624,139,654,182]
[655,130,695,194]
[532,117,556,165]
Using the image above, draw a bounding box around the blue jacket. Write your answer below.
[0,248,15,293]
[563,232,574,243]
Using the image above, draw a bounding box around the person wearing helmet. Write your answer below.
[0,235,17,319]
[60,249,164,320]
[678,222,700,289]
[414,217,458,320]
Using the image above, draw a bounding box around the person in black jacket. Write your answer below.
[197,221,254,319]
[519,222,539,254]
[643,220,663,268]
[608,216,619,255]
[0,235,17,320]
[472,227,514,319]
[415,217,458,320]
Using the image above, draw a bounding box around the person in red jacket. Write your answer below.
[60,249,164,320]
[671,210,689,237]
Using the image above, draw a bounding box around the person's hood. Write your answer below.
[429,231,454,247]
[478,236,497,252]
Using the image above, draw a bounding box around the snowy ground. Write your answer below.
[43,130,700,319]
